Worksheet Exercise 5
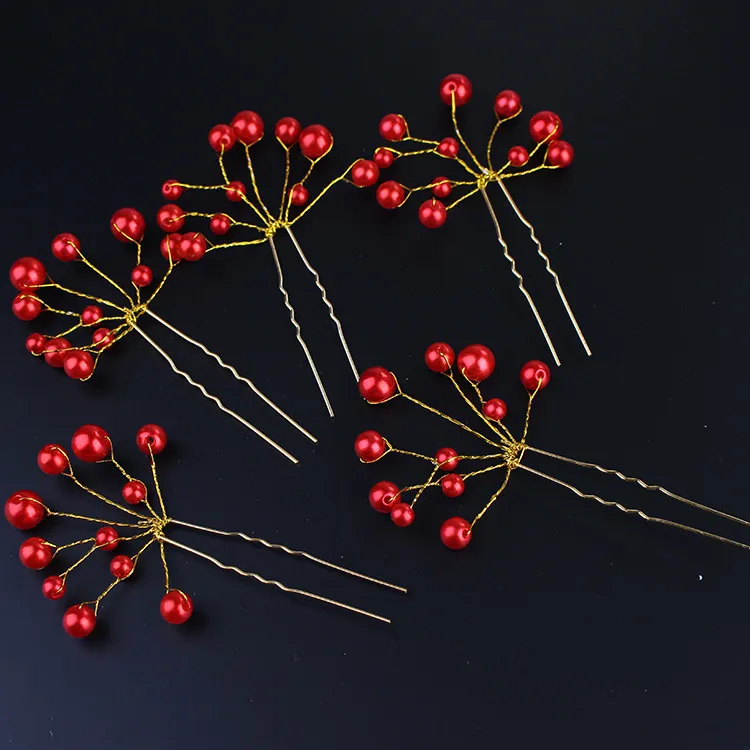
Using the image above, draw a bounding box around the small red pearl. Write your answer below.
[418,199,447,229]
[457,344,496,382]
[275,117,301,146]
[351,159,380,188]
[354,431,387,463]
[10,257,46,291]
[95,526,119,551]
[25,333,47,355]
[160,590,194,624]
[4,490,45,530]
[439,74,472,106]
[369,481,400,513]
[43,337,71,367]
[520,360,551,390]
[358,367,397,403]
[379,114,408,142]
[51,233,80,262]
[226,181,247,202]
[435,447,459,471]
[431,176,452,199]
[375,181,405,209]
[231,111,264,146]
[131,265,153,287]
[136,424,168,455]
[424,342,455,373]
[19,537,53,569]
[508,146,529,167]
[81,305,102,326]
[110,208,146,243]
[529,111,563,143]
[208,124,236,152]
[162,180,183,200]
[494,89,522,118]
[299,124,333,160]
[42,575,66,600]
[156,204,185,233]
[437,138,459,159]
[63,350,95,380]
[209,214,232,235]
[37,444,69,475]
[71,424,111,463]
[92,328,114,350]
[122,480,146,505]
[160,234,182,263]
[440,517,472,549]
[482,398,507,421]
[178,232,207,262]
[290,184,309,206]
[110,554,134,579]
[441,474,465,498]
[546,140,575,168]
[63,604,96,638]
[390,502,415,527]
[373,148,395,168]
[12,293,42,321]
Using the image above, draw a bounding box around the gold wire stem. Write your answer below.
[158,535,393,624]
[450,95,483,172]
[146,446,167,520]
[169,518,407,593]
[478,185,561,367]
[48,510,148,529]
[106,450,160,520]
[284,226,359,382]
[495,178,592,357]
[143,308,316,443]
[159,540,170,590]
[267,234,334,418]
[77,254,134,305]
[244,145,274,222]
[129,322,300,464]
[64,471,150,520]
[90,538,156,614]
[38,280,128,314]
[280,146,291,216]
[444,371,514,445]
[410,465,440,509]
[471,466,514,528]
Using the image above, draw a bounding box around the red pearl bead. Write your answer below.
[51,233,80,262]
[375,181,405,209]
[95,526,119,551]
[92,328,114,350]
[275,117,301,146]
[178,232,206,262]
[424,342,455,373]
[71,424,111,463]
[19,537,53,569]
[209,213,231,235]
[494,89,522,118]
[390,502,415,527]
[482,398,507,421]
[358,367,397,403]
[208,124,236,152]
[546,140,575,168]
[43,337,71,367]
[299,125,333,160]
[439,74,473,107]
[529,111,563,143]
[25,333,47,355]
[110,554,134,579]
[351,159,380,188]
[12,293,42,321]
[431,176,452,199]
[231,111,264,146]
[457,344,496,382]
[131,265,153,287]
[226,181,247,202]
[122,480,146,505]
[10,257,46,291]
[160,234,182,263]
[354,430,387,463]
[508,146,529,167]
[4,490,45,530]
[379,114,408,142]
[161,180,183,200]
[37,444,69,475]
[418,199,447,229]
[441,474,465,498]
[369,481,400,513]
[136,424,167,455]
[373,148,395,168]
[156,204,185,232]
[81,305,102,326]
[290,184,309,206]
[42,575,66,600]
[437,137,459,159]
[440,517,472,549]
[110,208,146,243]
[63,604,96,638]
[63,350,95,380]
[520,360,551,390]
[435,447,459,471]
[160,590,194,624]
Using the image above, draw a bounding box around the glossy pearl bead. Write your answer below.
[390,503,415,527]
[440,517,472,549]
[275,117,301,146]
[418,199,447,229]
[435,447,459,471]
[12,293,42,321]
[92,328,114,350]
[209,214,231,235]
[162,180,183,200]
[231,111,264,146]
[299,125,333,160]
[520,360,551,390]
[208,124,236,152]
[373,148,395,168]
[368,481,401,513]
[110,208,146,243]
[437,138,459,159]
[43,337,71,366]
[37,444,69,475]
[160,590,194,624]
[358,367,397,403]
[441,474,465,498]
[546,140,575,168]
[354,431,387,463]
[71,424,111,462]
[63,350,95,380]
[375,181,405,209]
[81,305,102,325]
[424,342,455,373]
[131,265,153,287]
[160,234,182,263]
[122,480,146,505]
[178,232,206,262]
[42,575,66,600]
[136,424,167,455]
[110,554,135,579]
[439,74,472,106]
[431,176,452,199]
[226,181,247,202]
[19,537,53,569]
[379,114,408,142]
[63,605,96,638]
[529,111,563,143]
[494,89,522,118]
[482,398,507,421]
[95,526,119,551]
[351,159,380,188]
[457,344,496,382]
[290,184,309,206]
[508,146,529,167]
[156,204,185,232]
[25,333,46,355]
[4,490,45,530]
[51,233,80,262]
[10,257,46,291]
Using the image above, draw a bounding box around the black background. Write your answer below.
[1,2,745,748]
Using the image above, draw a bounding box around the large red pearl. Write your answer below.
[122,480,146,505]
[546,140,575,168]
[26,333,47,355]
[51,233,80,262]
[209,214,231,235]
[71,424,111,462]
[208,124,236,152]
[42,575,66,600]
[439,74,472,106]
[12,293,42,321]
[437,138,459,159]
[494,89,522,118]
[81,305,102,326]
[43,337,71,367]
[375,181,405,209]
[110,554,134,579]
[441,474,465,498]
[63,605,96,638]
[431,176,452,199]
[418,199,447,229]
[19,537,53,569]
[299,125,333,160]
[156,204,185,233]
[110,208,146,243]
[351,159,380,188]
[373,148,395,168]
[369,481,401,513]
[508,146,529,167]
[160,590,194,624]
[226,181,247,202]
[10,257,46,291]
[275,117,301,146]
[482,398,507,421]
[354,431,387,463]
[5,490,45,530]
[435,447,459,471]
[231,111,264,146]
[161,180,183,200]
[358,367,397,403]
[529,111,563,143]
[178,232,207,262]
[379,114,408,142]
[390,502,415,527]
[290,184,308,206]
[63,350,95,380]
[160,234,182,263]
[37,444,69,475]
[92,328,114,350]
[520,360,551,390]
[136,424,168,455]
[457,344,496,382]
[424,342,455,373]
[131,265,153,287]
[440,517,472,549]
[95,526,119,551]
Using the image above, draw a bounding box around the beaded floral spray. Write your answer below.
[355,343,750,554]
[5,424,405,639]
[158,111,383,417]
[369,74,590,366]
[9,211,316,464]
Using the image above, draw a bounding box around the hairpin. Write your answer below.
[9,213,314,463]
[5,424,405,638]
[369,74,591,366]
[354,342,749,556]
[158,111,378,416]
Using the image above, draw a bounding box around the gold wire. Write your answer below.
[63,469,150,520]
[444,370,513,444]
[244,145,274,222]
[450,93,483,172]
[471,465,514,528]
